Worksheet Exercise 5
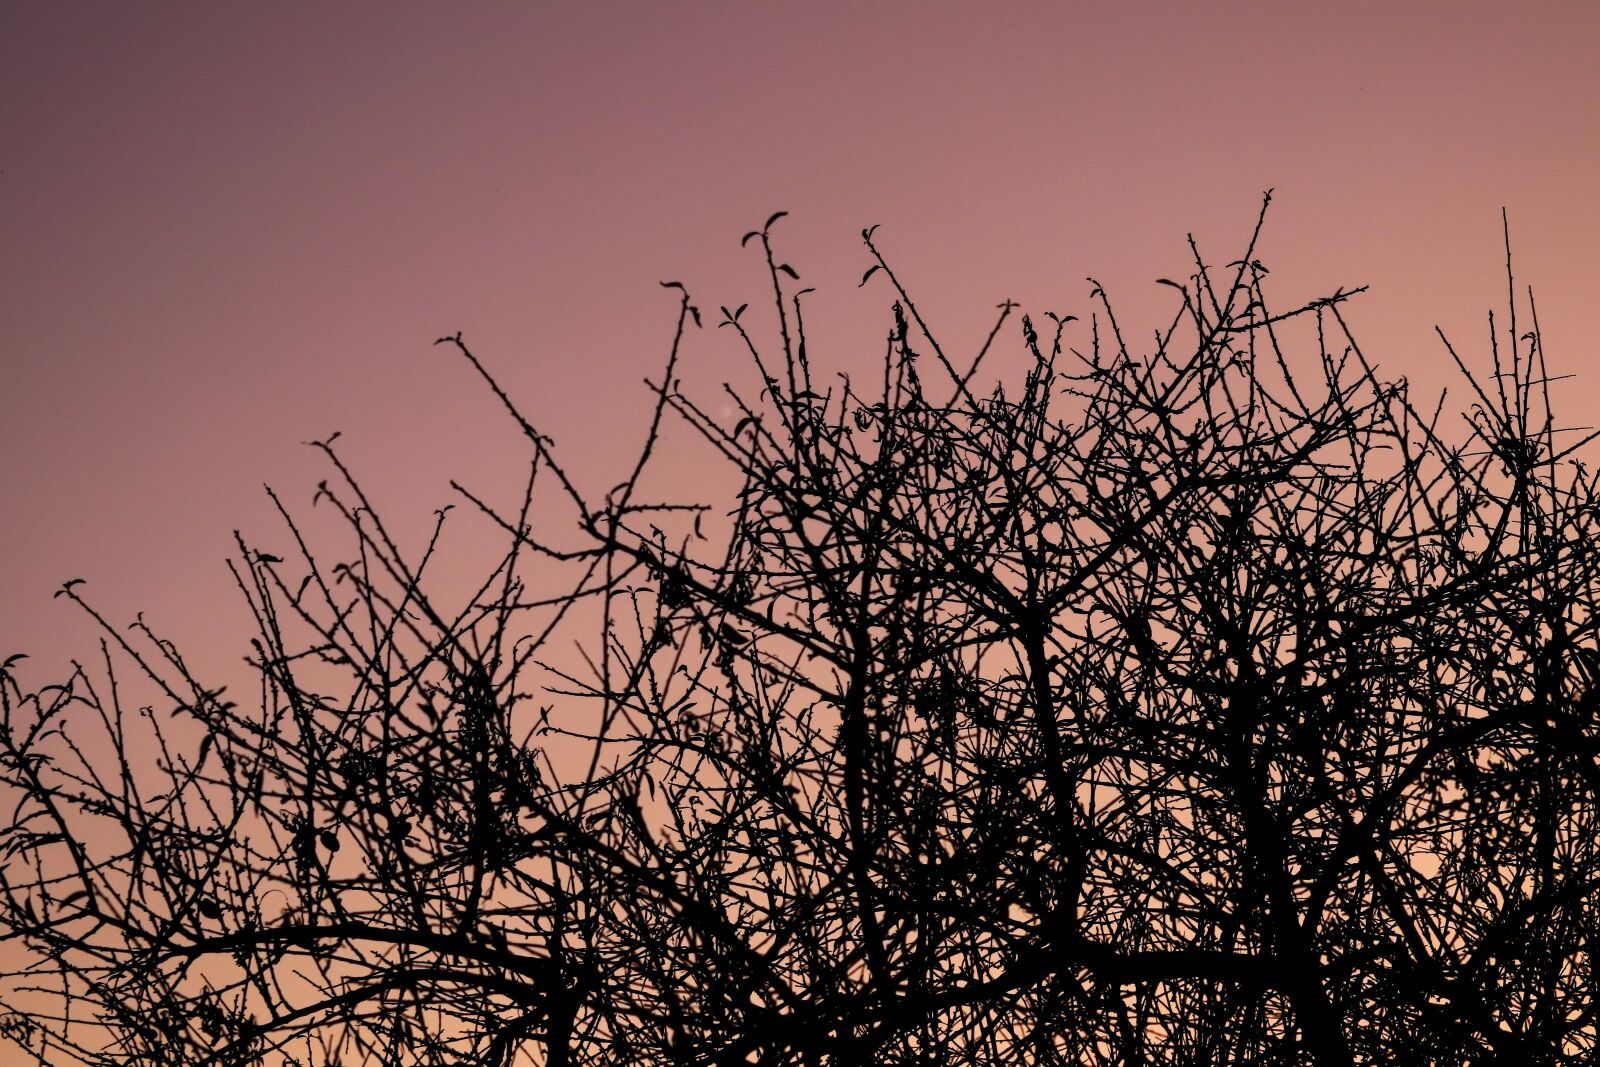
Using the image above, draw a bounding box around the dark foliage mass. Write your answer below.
[4,198,1599,1065]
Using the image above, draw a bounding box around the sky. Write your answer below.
[3,1,1599,684]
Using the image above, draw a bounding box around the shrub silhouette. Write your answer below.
[3,197,1598,1065]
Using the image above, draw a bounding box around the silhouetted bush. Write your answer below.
[4,198,1597,1065]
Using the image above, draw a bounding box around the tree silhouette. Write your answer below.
[4,198,1598,1065]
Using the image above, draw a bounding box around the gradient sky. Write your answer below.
[3,2,1598,684]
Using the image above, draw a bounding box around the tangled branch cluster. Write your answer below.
[4,200,1599,1065]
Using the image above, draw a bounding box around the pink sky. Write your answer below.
[4,2,1598,682]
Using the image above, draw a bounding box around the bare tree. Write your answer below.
[4,197,1597,1066]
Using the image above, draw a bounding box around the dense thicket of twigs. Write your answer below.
[4,200,1599,1066]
